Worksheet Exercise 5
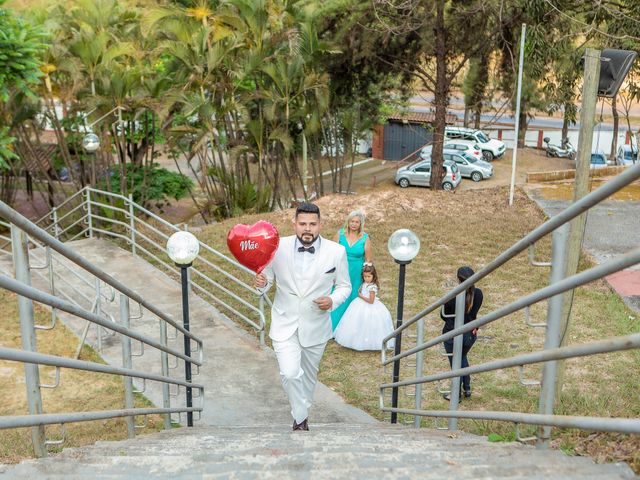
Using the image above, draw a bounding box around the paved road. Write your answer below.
[526,189,640,311]
[410,92,640,131]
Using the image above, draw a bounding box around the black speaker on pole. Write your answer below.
[598,49,638,98]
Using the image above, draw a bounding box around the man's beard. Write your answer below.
[297,233,317,246]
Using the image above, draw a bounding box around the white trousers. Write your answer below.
[272,330,327,424]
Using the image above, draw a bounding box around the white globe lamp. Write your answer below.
[387,229,420,264]
[82,133,100,153]
[166,231,199,266]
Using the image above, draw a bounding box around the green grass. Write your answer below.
[195,183,639,472]
[0,289,164,464]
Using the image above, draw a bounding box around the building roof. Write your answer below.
[387,111,458,125]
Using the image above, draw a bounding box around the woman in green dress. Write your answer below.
[331,210,372,331]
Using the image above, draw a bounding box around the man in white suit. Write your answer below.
[254,203,351,431]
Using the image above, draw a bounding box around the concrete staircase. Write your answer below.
[0,424,634,478]
[0,237,636,478]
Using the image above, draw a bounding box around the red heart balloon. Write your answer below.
[227,221,280,273]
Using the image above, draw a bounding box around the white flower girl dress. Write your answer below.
[334,282,395,351]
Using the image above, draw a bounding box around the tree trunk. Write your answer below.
[610,95,619,162]
[471,55,489,132]
[561,111,569,142]
[431,0,448,190]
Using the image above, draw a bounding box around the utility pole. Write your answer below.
[554,48,601,398]
[509,23,526,206]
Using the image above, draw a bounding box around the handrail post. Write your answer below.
[11,226,47,457]
[413,318,425,428]
[259,295,266,346]
[448,291,466,431]
[95,278,102,352]
[537,224,569,448]
[51,207,59,240]
[86,189,93,239]
[159,320,172,429]
[128,194,136,256]
[119,294,135,439]
[46,247,57,326]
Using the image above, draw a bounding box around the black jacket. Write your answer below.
[440,288,483,334]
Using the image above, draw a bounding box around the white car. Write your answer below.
[420,141,483,161]
[590,151,614,168]
[616,144,638,166]
[444,126,506,162]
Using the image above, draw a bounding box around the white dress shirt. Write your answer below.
[294,237,320,292]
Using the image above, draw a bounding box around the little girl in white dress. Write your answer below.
[334,263,395,351]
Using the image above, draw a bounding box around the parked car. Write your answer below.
[444,152,493,182]
[590,151,613,168]
[615,144,638,166]
[444,126,506,162]
[395,159,461,190]
[420,141,483,161]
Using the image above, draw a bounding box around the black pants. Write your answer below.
[444,332,477,391]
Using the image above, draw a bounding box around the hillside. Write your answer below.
[197,184,639,471]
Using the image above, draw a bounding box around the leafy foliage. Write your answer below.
[0,1,45,167]
[102,163,193,207]
[206,166,271,220]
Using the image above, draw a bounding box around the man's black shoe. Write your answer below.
[293,418,309,431]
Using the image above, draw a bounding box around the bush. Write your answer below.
[103,163,193,208]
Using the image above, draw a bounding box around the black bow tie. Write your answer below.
[298,246,315,254]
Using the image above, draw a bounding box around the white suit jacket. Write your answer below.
[259,235,351,347]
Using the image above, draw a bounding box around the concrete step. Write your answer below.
[0,425,634,479]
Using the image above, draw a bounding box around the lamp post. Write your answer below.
[81,106,127,152]
[387,229,420,424]
[166,231,200,427]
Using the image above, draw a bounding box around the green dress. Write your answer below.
[331,229,369,331]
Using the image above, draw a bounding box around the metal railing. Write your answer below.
[0,202,204,457]
[27,187,267,345]
[380,162,640,445]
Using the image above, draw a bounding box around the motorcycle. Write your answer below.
[544,137,576,160]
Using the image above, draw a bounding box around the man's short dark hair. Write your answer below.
[295,202,320,218]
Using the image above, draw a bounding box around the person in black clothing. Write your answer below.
[440,266,483,400]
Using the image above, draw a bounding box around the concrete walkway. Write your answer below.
[0,238,375,427]
[1,424,635,479]
[1,237,637,478]
[526,190,640,312]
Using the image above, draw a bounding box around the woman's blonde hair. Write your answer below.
[343,210,365,233]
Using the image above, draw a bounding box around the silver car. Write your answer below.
[444,152,493,182]
[421,141,483,161]
[395,159,462,190]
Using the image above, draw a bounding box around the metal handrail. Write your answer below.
[0,202,206,455]
[382,163,640,348]
[0,273,201,366]
[0,407,201,430]
[32,188,87,227]
[381,162,640,443]
[0,347,205,390]
[379,409,640,435]
[78,186,266,341]
[383,246,640,365]
[0,201,198,342]
[382,333,640,389]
